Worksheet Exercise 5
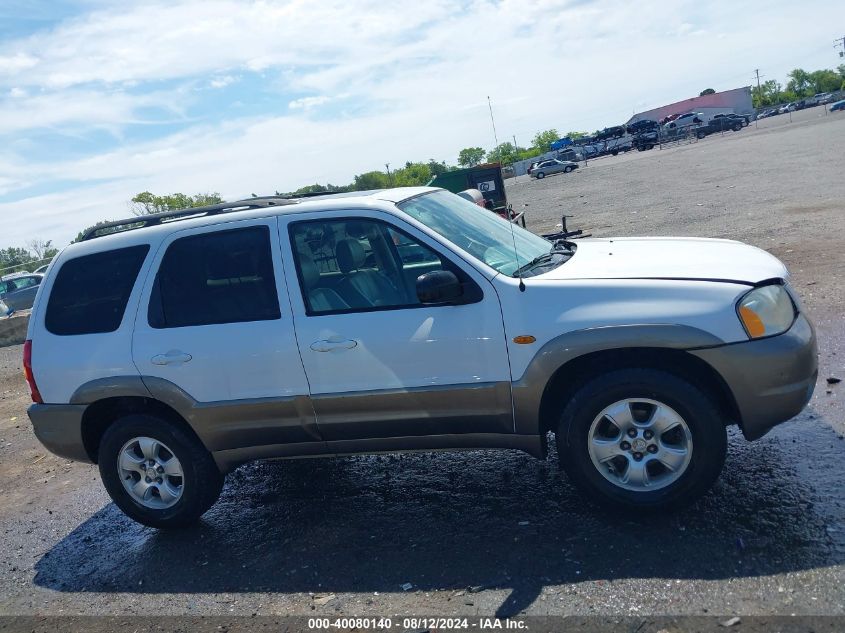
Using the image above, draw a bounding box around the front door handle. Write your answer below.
[151,350,193,365]
[310,339,358,352]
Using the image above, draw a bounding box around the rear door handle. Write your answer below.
[151,350,193,365]
[310,339,358,352]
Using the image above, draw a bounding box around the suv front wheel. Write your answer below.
[99,414,224,528]
[556,368,727,512]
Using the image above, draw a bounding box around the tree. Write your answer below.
[486,142,520,165]
[807,69,842,94]
[786,68,811,98]
[130,191,223,216]
[0,247,36,274]
[426,159,451,177]
[751,79,786,108]
[564,131,589,140]
[353,171,391,190]
[27,239,57,261]
[700,88,716,96]
[457,147,485,168]
[393,162,432,186]
[286,183,349,196]
[531,129,560,152]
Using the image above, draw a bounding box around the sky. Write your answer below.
[1,0,843,247]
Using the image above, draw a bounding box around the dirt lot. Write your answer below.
[1,106,844,624]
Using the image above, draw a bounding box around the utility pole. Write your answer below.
[835,36,845,55]
[513,134,518,149]
[754,69,762,129]
[385,163,393,185]
[487,96,500,152]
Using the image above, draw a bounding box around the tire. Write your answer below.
[696,131,706,139]
[99,414,224,528]
[611,150,619,156]
[536,172,545,179]
[563,166,573,173]
[733,123,742,132]
[556,368,727,513]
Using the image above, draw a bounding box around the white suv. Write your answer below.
[25,188,817,528]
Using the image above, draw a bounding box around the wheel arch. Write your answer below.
[535,347,741,435]
[80,396,202,464]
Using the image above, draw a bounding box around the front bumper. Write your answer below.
[691,313,817,441]
[27,403,92,463]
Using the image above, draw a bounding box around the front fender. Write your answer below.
[511,324,725,434]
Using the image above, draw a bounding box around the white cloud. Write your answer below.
[288,95,331,110]
[209,75,236,89]
[1,0,844,247]
[0,52,37,73]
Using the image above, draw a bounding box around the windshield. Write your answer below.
[398,190,552,276]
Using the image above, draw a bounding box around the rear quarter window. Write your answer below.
[45,245,150,336]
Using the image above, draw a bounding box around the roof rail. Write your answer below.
[78,196,300,241]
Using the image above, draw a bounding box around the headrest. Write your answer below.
[299,252,319,289]
[336,239,365,273]
[345,221,370,239]
[457,188,484,205]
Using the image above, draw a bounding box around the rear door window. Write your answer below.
[45,245,150,336]
[148,226,281,328]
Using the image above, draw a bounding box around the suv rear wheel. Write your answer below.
[536,172,545,179]
[99,414,223,528]
[556,368,727,512]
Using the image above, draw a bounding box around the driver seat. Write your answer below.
[335,239,404,308]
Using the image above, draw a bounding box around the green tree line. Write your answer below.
[0,240,60,275]
[752,65,845,108]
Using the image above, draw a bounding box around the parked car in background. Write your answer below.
[626,119,659,135]
[556,148,584,162]
[830,100,845,113]
[632,130,659,151]
[33,264,50,274]
[595,126,626,141]
[711,113,748,127]
[664,112,703,131]
[0,273,43,311]
[660,113,682,125]
[695,117,744,138]
[530,158,579,179]
[778,103,796,114]
[814,93,835,105]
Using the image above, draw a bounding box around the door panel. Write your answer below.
[281,212,513,441]
[132,219,319,446]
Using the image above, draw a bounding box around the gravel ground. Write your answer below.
[0,106,843,625]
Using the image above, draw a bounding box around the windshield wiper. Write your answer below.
[513,246,573,277]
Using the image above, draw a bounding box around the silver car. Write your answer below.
[529,158,579,179]
[0,273,43,311]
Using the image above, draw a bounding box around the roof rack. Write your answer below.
[79,196,300,241]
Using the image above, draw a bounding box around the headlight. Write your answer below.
[736,283,796,339]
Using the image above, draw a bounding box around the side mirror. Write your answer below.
[416,270,463,304]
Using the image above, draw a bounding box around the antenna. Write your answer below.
[504,188,525,292]
[487,96,500,150]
